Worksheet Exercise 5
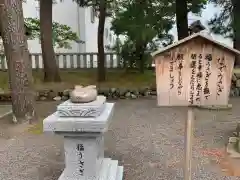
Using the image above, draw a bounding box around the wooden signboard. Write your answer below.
[152,32,240,180]
[152,33,240,107]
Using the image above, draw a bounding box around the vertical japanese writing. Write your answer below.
[189,54,197,105]
[196,54,203,102]
[169,56,174,90]
[204,54,212,100]
[217,57,226,96]
[76,144,84,176]
[177,53,184,95]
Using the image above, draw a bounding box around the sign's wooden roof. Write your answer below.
[151,32,240,57]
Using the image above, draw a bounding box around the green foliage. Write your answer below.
[109,37,165,70]
[186,0,208,14]
[24,17,80,49]
[111,0,174,42]
[74,0,114,7]
[114,38,140,69]
[208,0,233,39]
[111,0,208,40]
[74,0,115,16]
[109,0,207,72]
[109,0,175,71]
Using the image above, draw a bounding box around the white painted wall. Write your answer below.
[22,0,116,54]
[22,0,40,53]
[84,7,116,52]
[84,7,98,53]
[52,0,85,53]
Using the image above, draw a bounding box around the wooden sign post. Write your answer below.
[151,32,240,180]
[185,107,194,180]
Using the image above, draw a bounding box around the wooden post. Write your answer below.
[184,107,194,180]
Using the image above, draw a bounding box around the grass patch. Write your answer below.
[0,69,156,91]
[27,121,43,135]
[1,68,239,92]
[233,68,240,74]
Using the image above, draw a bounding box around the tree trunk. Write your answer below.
[97,0,106,82]
[232,0,240,66]
[176,0,189,40]
[135,44,146,74]
[0,0,36,123]
[135,41,147,74]
[40,0,61,82]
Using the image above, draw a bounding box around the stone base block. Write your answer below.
[59,158,123,180]
[57,96,106,117]
[44,103,114,133]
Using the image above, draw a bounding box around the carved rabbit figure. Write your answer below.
[70,85,97,103]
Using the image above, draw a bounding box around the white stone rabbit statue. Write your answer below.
[70,85,97,103]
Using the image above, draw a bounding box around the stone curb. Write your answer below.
[0,87,158,102]
[197,104,232,110]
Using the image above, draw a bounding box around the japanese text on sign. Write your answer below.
[177,53,184,95]
[217,57,226,96]
[189,54,197,105]
[76,144,84,176]
[169,57,174,89]
[196,54,203,102]
[204,54,212,100]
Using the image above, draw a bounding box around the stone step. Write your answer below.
[116,166,124,180]
[98,158,123,180]
[99,158,111,180]
[58,158,123,180]
[107,160,118,180]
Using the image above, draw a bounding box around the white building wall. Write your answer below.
[23,0,86,53]
[52,1,85,53]
[84,7,98,53]
[23,0,116,54]
[84,7,116,53]
[22,0,40,53]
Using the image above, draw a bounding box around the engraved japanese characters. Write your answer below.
[76,144,85,176]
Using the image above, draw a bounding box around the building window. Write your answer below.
[109,33,112,43]
[95,10,98,17]
[105,29,108,39]
[35,6,40,17]
[91,7,95,23]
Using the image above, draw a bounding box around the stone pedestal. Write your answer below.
[43,96,123,180]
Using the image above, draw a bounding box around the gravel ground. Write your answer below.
[0,98,240,179]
